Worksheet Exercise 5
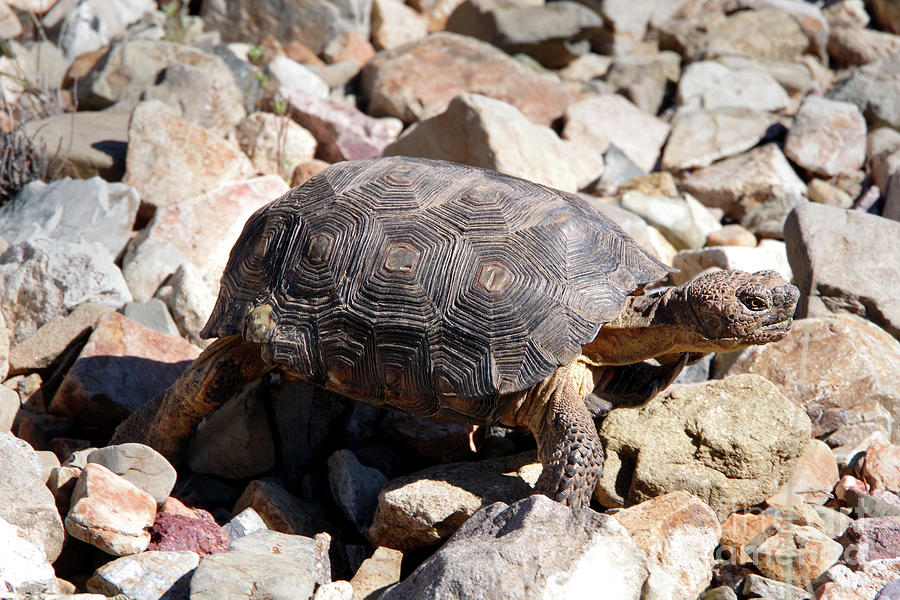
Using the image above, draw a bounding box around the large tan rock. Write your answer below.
[23,111,129,180]
[361,32,570,126]
[235,112,317,179]
[784,96,867,177]
[746,522,843,587]
[662,107,778,171]
[597,374,811,519]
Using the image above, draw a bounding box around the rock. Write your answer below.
[122,299,180,338]
[371,0,427,50]
[322,30,376,65]
[349,546,402,600]
[870,0,900,34]
[190,529,320,600]
[0,4,21,39]
[807,178,854,209]
[821,560,900,598]
[687,9,810,62]
[122,175,288,303]
[232,478,332,538]
[223,507,268,541]
[559,53,613,82]
[147,512,230,555]
[784,96,866,177]
[597,374,811,519]
[0,386,16,432]
[361,32,570,126]
[280,88,399,163]
[838,517,900,564]
[445,0,603,68]
[368,451,540,553]
[661,107,779,171]
[292,159,333,186]
[720,513,781,564]
[56,0,154,60]
[562,94,670,173]
[680,144,807,238]
[78,40,239,113]
[86,550,200,599]
[328,449,388,535]
[670,240,792,286]
[382,411,477,465]
[0,516,60,595]
[828,52,900,130]
[706,224,758,247]
[66,463,157,556]
[384,93,603,193]
[235,112,318,179]
[746,522,843,587]
[614,491,720,600]
[153,263,218,346]
[266,56,330,98]
[784,203,900,340]
[0,433,65,562]
[619,191,721,250]
[50,312,200,432]
[604,51,682,116]
[0,311,8,383]
[813,505,854,540]
[767,439,839,505]
[201,0,372,55]
[87,443,177,506]
[122,100,254,211]
[740,573,812,600]
[878,579,900,599]
[7,302,112,375]
[863,444,900,494]
[828,27,900,68]
[316,581,354,600]
[823,0,869,29]
[382,495,650,600]
[22,112,130,180]
[677,60,789,113]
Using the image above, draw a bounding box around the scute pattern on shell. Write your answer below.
[202,157,670,418]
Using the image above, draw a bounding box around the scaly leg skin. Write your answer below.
[110,334,273,461]
[531,374,604,510]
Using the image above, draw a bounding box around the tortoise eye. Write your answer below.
[742,296,767,311]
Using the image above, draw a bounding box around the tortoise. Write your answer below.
[113,156,799,509]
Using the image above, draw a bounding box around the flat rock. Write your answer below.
[50,312,200,432]
[0,238,131,344]
[361,32,571,126]
[597,374,811,519]
[86,550,200,599]
[677,60,789,113]
[670,240,792,286]
[746,522,843,587]
[349,546,402,600]
[280,88,399,163]
[0,516,60,595]
[716,314,900,443]
[383,495,651,600]
[740,573,812,600]
[122,100,253,211]
[614,491,721,600]
[384,93,603,193]
[122,299,180,338]
[328,449,388,535]
[66,463,157,556]
[0,432,65,563]
[87,443,177,506]
[368,451,541,553]
[235,112,317,179]
[662,107,778,171]
[619,191,721,250]
[563,94,669,174]
[680,144,807,238]
[0,177,139,262]
[23,111,130,180]
[147,512,230,555]
[784,203,900,340]
[784,96,867,177]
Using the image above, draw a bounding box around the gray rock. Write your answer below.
[699,587,738,600]
[87,443,177,506]
[232,478,334,538]
[86,550,199,600]
[0,385,17,433]
[384,93,603,193]
[677,60,789,113]
[122,299,180,338]
[234,112,318,179]
[828,52,900,129]
[223,507,268,542]
[266,56,330,98]
[0,238,132,344]
[619,191,721,250]
[670,240,792,286]
[740,573,812,600]
[0,433,65,563]
[877,578,900,599]
[0,516,60,595]
[155,263,218,347]
[604,51,682,115]
[382,495,650,600]
[784,203,900,340]
[597,374,811,520]
[0,177,138,263]
[58,0,155,59]
[784,96,867,177]
[593,145,645,193]
[328,449,388,534]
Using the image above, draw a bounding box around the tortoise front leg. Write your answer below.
[530,370,604,510]
[110,334,273,461]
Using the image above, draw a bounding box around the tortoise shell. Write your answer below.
[201,157,670,420]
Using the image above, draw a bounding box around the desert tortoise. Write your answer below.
[114,156,799,509]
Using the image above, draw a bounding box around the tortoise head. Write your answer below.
[678,269,800,347]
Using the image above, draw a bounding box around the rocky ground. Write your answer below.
[1,0,900,598]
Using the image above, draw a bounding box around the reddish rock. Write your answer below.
[65,463,157,556]
[291,159,332,187]
[361,32,571,126]
[720,513,782,565]
[746,523,843,587]
[280,89,400,163]
[839,518,900,565]
[770,439,840,505]
[835,475,869,502]
[864,444,900,494]
[283,41,325,67]
[148,512,230,556]
[232,479,333,538]
[48,465,82,515]
[322,31,375,65]
[49,312,201,432]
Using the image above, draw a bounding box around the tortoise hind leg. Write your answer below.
[110,334,273,461]
[530,371,604,510]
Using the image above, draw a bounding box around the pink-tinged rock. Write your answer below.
[563,94,670,174]
[322,31,376,65]
[280,89,400,163]
[122,176,288,303]
[721,513,782,564]
[839,518,900,564]
[864,444,900,494]
[122,100,254,211]
[614,491,720,599]
[835,475,869,502]
[746,523,843,587]
[147,512,230,556]
[66,463,157,556]
[361,32,571,126]
[235,112,317,179]
[770,439,840,505]
[784,96,867,177]
[49,312,201,431]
